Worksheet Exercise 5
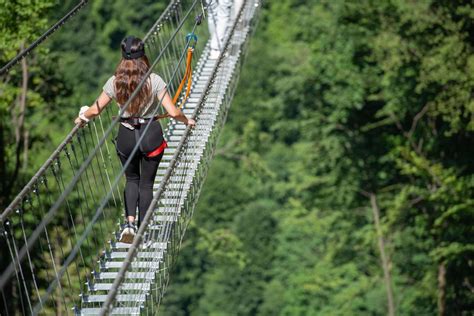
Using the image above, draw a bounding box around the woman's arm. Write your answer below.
[159,89,196,126]
[74,92,112,124]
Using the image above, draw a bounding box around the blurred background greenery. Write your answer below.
[1,0,473,315]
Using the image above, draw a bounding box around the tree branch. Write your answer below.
[438,263,446,316]
[408,103,430,139]
[367,192,396,316]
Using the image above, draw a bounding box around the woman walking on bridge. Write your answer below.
[75,36,195,243]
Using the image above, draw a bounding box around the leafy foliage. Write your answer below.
[161,0,474,315]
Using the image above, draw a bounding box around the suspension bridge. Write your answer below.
[0,0,260,314]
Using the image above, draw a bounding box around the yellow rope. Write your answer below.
[157,47,194,119]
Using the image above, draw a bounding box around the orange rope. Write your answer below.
[156,47,194,119]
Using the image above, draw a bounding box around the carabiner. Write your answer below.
[186,33,198,48]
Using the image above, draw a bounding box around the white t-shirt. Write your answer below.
[103,73,167,119]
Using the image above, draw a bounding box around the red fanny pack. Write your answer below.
[147,140,167,157]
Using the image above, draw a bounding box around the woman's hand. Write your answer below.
[74,93,112,127]
[186,118,196,127]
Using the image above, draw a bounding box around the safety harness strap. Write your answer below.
[156,46,194,119]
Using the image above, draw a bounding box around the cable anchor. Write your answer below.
[195,12,204,25]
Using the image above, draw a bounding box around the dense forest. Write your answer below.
[161,0,474,315]
[1,0,473,315]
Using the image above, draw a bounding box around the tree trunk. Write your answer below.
[0,121,5,208]
[370,193,395,316]
[16,43,28,145]
[438,263,446,316]
[22,129,29,171]
[8,42,28,192]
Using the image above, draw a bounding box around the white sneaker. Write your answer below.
[119,221,137,244]
[209,49,221,59]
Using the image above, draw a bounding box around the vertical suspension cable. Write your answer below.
[18,203,43,309]
[4,220,29,315]
[83,126,109,241]
[50,159,83,312]
[36,167,77,309]
[45,163,69,315]
[66,141,95,255]
[40,165,86,303]
[96,114,121,207]
[74,131,101,251]
[63,145,94,268]
[34,176,59,313]
[89,122,114,218]
[0,288,9,316]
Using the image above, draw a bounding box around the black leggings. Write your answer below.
[116,121,165,225]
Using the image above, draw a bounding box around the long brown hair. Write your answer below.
[114,37,152,115]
